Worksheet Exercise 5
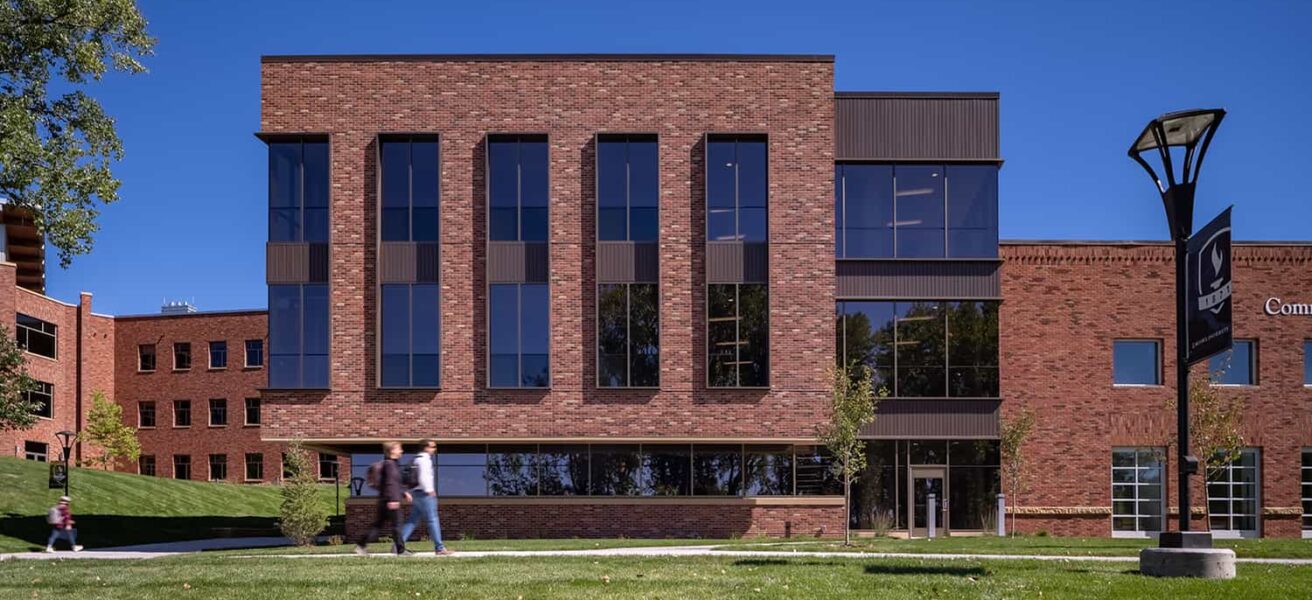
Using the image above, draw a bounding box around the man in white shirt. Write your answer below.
[399,439,453,555]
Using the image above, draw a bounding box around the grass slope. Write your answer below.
[0,457,339,552]
[2,555,1310,599]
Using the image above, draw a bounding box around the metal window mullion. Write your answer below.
[839,167,845,258]
[733,141,740,240]
[891,170,898,257]
[943,303,950,397]
[516,284,524,387]
[892,302,899,397]
[943,169,950,256]
[625,137,632,242]
[735,285,742,386]
[625,284,632,387]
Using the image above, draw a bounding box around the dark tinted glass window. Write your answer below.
[245,340,263,367]
[208,399,227,426]
[487,445,538,496]
[1113,340,1161,385]
[268,140,328,243]
[744,446,793,495]
[694,445,742,496]
[436,445,488,496]
[140,455,156,476]
[173,400,190,427]
[590,445,642,495]
[895,166,945,258]
[487,135,548,242]
[837,164,894,258]
[209,341,227,369]
[138,344,156,371]
[642,445,691,496]
[381,284,441,387]
[946,165,999,257]
[16,313,57,359]
[795,446,842,495]
[380,138,440,242]
[28,381,52,419]
[597,283,659,387]
[173,342,191,370]
[489,284,549,388]
[244,398,260,425]
[1306,341,1312,385]
[173,455,191,480]
[1208,339,1255,385]
[246,453,263,481]
[269,284,330,389]
[209,454,227,481]
[539,445,589,496]
[838,300,998,398]
[597,135,658,242]
[138,401,155,428]
[708,284,769,387]
[706,136,767,242]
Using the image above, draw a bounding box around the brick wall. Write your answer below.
[1001,243,1312,538]
[345,500,843,541]
[258,57,835,442]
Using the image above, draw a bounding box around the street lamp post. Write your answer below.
[55,430,76,497]
[1127,109,1225,550]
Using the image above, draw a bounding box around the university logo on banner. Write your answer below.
[1186,206,1233,365]
[48,463,67,490]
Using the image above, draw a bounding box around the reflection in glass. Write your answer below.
[590,445,642,495]
[539,445,589,496]
[744,446,792,496]
[598,283,659,388]
[597,135,658,242]
[1113,341,1160,385]
[694,445,742,496]
[487,445,537,496]
[708,284,769,387]
[488,135,547,242]
[642,445,691,496]
[706,137,767,242]
[489,284,549,388]
[837,164,894,258]
[1208,340,1254,385]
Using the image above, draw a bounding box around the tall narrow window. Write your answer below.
[245,340,264,368]
[1111,447,1166,536]
[209,341,227,369]
[139,455,156,476]
[269,140,329,243]
[894,166,946,258]
[380,137,439,242]
[209,454,227,481]
[706,136,767,242]
[138,344,156,371]
[173,400,191,427]
[244,398,260,426]
[708,284,769,387]
[1207,448,1260,537]
[598,284,659,387]
[269,284,329,388]
[245,453,264,481]
[597,134,658,242]
[380,284,441,387]
[138,401,156,428]
[208,399,227,427]
[173,342,191,370]
[489,284,549,388]
[488,135,548,242]
[173,455,191,480]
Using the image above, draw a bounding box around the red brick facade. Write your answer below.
[1001,242,1312,538]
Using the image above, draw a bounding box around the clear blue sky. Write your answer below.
[46,0,1312,314]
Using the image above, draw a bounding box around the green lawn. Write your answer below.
[742,535,1312,559]
[2,555,1309,599]
[226,537,751,555]
[0,457,339,552]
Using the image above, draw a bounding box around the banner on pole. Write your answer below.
[1186,206,1233,365]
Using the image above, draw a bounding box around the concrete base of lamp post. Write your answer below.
[1139,547,1236,579]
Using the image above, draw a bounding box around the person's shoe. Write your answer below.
[435,548,455,556]
[397,550,414,557]
[72,545,84,552]
[354,545,369,556]
[44,546,55,554]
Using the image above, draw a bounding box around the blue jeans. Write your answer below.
[47,527,77,548]
[400,493,445,551]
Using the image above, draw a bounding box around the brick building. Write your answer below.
[3,53,1308,541]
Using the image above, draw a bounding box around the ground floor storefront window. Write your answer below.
[1207,448,1260,538]
[848,439,1000,533]
[1111,447,1165,537]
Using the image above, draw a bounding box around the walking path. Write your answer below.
[4,540,1312,565]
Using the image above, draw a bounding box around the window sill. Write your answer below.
[1112,384,1165,388]
[377,387,442,391]
[244,479,264,484]
[258,388,331,392]
[172,369,192,373]
[243,366,264,370]
[243,423,260,428]
[138,426,156,430]
[707,386,772,391]
[486,387,551,391]
[23,352,59,363]
[208,367,228,372]
[173,425,191,429]
[34,415,53,421]
[596,386,662,391]
[137,369,156,374]
[208,425,228,429]
[1210,384,1257,388]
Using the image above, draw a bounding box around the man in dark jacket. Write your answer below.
[355,441,411,556]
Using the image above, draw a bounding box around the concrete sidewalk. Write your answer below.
[5,541,1312,565]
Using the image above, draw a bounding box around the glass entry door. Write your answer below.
[909,466,948,538]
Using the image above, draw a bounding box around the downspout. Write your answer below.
[75,302,83,465]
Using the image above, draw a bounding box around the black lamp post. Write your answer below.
[1128,108,1226,549]
[55,430,76,497]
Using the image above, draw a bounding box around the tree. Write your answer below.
[279,440,328,546]
[818,363,883,545]
[80,390,138,468]
[0,0,154,267]
[0,324,39,431]
[1000,408,1035,537]
[1169,367,1245,530]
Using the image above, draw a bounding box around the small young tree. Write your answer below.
[1169,368,1245,530]
[1000,408,1036,537]
[280,440,328,546]
[818,364,882,546]
[0,325,39,432]
[81,390,139,469]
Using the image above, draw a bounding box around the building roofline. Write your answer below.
[1001,239,1312,247]
[261,53,835,64]
[112,308,268,321]
[836,91,999,99]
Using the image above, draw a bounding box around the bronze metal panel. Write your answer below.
[524,242,548,283]
[706,242,743,283]
[379,243,417,284]
[416,243,440,283]
[597,242,635,283]
[836,260,1000,299]
[267,243,309,284]
[633,242,659,283]
[836,94,1000,161]
[487,242,525,283]
[861,399,1000,439]
[743,242,769,283]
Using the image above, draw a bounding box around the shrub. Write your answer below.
[279,441,328,546]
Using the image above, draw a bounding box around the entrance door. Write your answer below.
[909,467,948,538]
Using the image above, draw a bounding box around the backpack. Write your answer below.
[365,461,384,490]
[47,506,61,525]
[400,461,419,489]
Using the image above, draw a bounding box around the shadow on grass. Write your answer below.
[863,564,989,577]
[0,514,283,551]
[733,559,850,568]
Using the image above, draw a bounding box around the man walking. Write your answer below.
[354,441,411,556]
[45,496,83,553]
[400,439,453,556]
